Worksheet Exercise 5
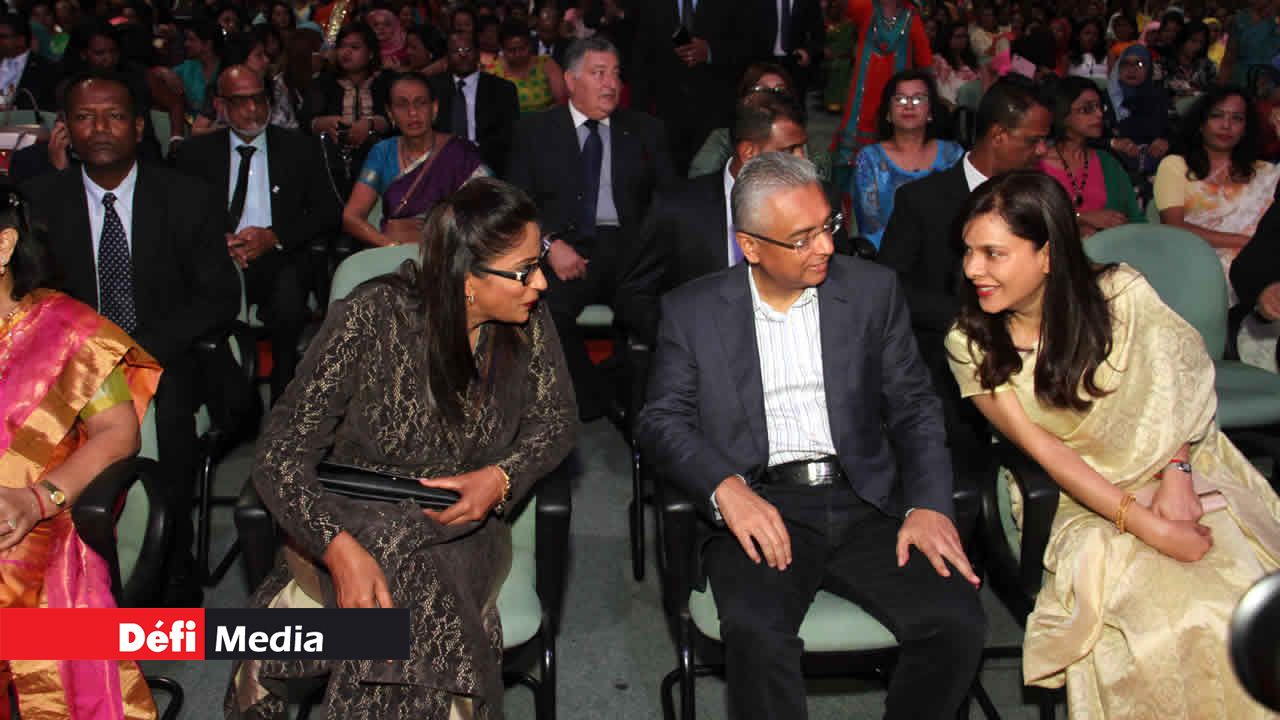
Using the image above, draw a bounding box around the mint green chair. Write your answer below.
[1087,224,1280,443]
[658,480,997,719]
[236,245,569,719]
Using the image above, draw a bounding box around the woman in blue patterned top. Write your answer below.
[851,69,963,248]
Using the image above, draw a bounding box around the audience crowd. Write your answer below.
[3,0,1280,717]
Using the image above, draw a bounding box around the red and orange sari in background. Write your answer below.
[0,289,161,720]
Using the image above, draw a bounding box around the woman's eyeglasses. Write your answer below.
[474,236,552,286]
[891,94,929,107]
[739,212,844,254]
[748,84,791,96]
[1072,101,1102,115]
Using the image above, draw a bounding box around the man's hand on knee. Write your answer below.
[715,475,791,571]
[895,509,980,588]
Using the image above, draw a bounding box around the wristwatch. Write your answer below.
[39,479,67,510]
[1169,460,1193,474]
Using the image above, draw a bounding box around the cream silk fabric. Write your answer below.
[947,265,1280,719]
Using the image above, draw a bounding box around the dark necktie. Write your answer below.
[452,78,469,141]
[228,144,256,231]
[580,118,603,240]
[779,0,792,53]
[681,0,695,33]
[98,192,137,333]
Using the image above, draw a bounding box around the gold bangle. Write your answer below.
[1115,492,1137,534]
[493,466,512,516]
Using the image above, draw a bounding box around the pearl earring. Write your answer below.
[466,293,475,304]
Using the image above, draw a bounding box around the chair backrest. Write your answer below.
[151,110,172,157]
[956,78,984,111]
[1145,199,1161,224]
[1086,223,1228,359]
[1231,571,1280,712]
[329,244,418,303]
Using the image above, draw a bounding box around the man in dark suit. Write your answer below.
[761,0,824,91]
[429,31,520,176]
[23,71,239,606]
[1230,195,1280,370]
[175,65,337,399]
[0,13,57,110]
[631,0,768,174]
[637,153,984,719]
[534,4,570,67]
[507,35,675,421]
[617,93,809,344]
[878,79,1051,470]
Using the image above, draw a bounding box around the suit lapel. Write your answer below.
[610,112,631,213]
[818,262,853,453]
[700,171,729,271]
[62,170,96,305]
[474,75,488,132]
[264,127,284,219]
[215,128,233,197]
[130,164,164,298]
[716,264,767,457]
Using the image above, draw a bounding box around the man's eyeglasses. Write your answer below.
[891,94,929,107]
[748,84,791,96]
[474,236,552,285]
[739,212,843,254]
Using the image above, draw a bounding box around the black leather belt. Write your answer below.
[762,457,845,487]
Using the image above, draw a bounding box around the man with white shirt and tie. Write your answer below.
[507,35,675,421]
[631,0,769,173]
[0,14,55,110]
[175,65,338,400]
[428,31,519,176]
[638,153,985,719]
[533,4,569,66]
[762,0,824,91]
[617,93,811,346]
[23,71,239,607]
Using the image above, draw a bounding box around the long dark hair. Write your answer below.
[4,191,47,301]
[1068,16,1104,65]
[951,171,1115,411]
[1050,75,1100,140]
[876,68,942,141]
[933,21,977,69]
[1178,85,1258,184]
[415,178,538,425]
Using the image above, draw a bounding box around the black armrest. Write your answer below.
[658,476,699,617]
[952,461,986,549]
[73,457,137,603]
[534,462,571,632]
[992,441,1060,599]
[235,477,277,592]
[73,457,171,607]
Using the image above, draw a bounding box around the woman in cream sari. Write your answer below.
[947,171,1280,719]
[0,192,162,719]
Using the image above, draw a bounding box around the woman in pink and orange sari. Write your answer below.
[0,191,162,720]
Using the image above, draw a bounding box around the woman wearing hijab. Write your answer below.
[1107,43,1172,177]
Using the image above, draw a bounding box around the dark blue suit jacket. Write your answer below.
[638,255,954,523]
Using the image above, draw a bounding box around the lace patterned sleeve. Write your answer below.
[491,303,580,507]
[251,292,372,559]
[852,146,886,247]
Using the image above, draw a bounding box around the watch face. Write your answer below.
[50,489,66,505]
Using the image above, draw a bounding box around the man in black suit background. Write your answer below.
[878,79,1051,471]
[0,14,57,110]
[507,35,675,421]
[631,0,768,174]
[618,93,809,345]
[534,4,570,67]
[23,71,239,606]
[429,31,519,176]
[761,0,824,92]
[175,65,337,399]
[637,153,984,719]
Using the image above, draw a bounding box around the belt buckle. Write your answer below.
[806,462,828,486]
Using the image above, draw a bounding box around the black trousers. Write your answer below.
[154,357,199,593]
[544,228,625,421]
[704,483,986,720]
[245,252,311,399]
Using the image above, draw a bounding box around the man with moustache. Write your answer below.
[23,71,239,606]
[175,64,337,400]
[638,152,985,719]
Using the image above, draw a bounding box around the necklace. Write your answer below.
[1055,144,1089,207]
[871,4,910,54]
[399,131,436,170]
[0,298,28,382]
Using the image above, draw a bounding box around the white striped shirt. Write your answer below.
[747,268,838,467]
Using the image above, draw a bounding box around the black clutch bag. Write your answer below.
[316,461,460,511]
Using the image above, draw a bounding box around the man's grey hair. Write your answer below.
[563,35,620,74]
[731,153,820,233]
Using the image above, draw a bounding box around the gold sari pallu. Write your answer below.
[0,290,162,720]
